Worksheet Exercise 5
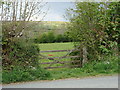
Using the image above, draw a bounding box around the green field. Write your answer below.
[39,42,74,50]
[38,42,75,69]
[38,42,118,80]
[38,42,74,58]
[38,42,74,55]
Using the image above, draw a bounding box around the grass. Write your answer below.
[38,42,74,59]
[3,42,118,84]
[38,42,74,51]
[38,42,118,80]
[48,68,117,81]
[38,42,74,68]
[2,66,51,84]
[48,55,118,80]
[38,42,74,57]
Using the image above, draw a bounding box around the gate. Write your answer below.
[39,46,82,69]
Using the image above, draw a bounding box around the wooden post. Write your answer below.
[113,45,119,56]
[82,46,88,65]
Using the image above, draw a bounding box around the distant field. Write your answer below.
[39,42,74,51]
[38,42,74,56]
[38,42,74,68]
[24,21,68,38]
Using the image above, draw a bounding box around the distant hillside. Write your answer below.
[24,21,69,38]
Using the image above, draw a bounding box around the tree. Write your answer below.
[47,31,55,43]
[40,33,48,43]
[105,2,120,53]
[66,2,120,65]
[66,2,104,63]
[55,34,63,42]
[1,0,47,38]
[1,0,48,70]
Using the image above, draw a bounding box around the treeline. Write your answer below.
[34,31,72,43]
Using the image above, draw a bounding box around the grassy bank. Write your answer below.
[48,56,118,80]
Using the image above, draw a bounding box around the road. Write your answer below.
[2,75,118,88]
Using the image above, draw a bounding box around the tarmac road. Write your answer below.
[2,75,118,88]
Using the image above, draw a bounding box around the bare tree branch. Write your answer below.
[1,1,48,38]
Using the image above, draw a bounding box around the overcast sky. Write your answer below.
[42,2,75,22]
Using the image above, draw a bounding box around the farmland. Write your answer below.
[39,42,73,51]
[24,21,68,38]
[38,42,75,69]
[2,2,119,84]
[37,43,118,81]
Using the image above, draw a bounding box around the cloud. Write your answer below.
[30,2,74,21]
[30,11,65,21]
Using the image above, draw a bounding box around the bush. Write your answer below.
[39,33,48,43]
[2,66,51,84]
[47,32,55,43]
[34,32,72,43]
[2,21,51,84]
[82,55,119,74]
[62,34,73,42]
[2,38,40,70]
[55,34,64,42]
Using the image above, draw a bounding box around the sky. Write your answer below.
[0,1,75,22]
[42,2,75,22]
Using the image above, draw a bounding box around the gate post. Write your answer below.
[82,46,88,65]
